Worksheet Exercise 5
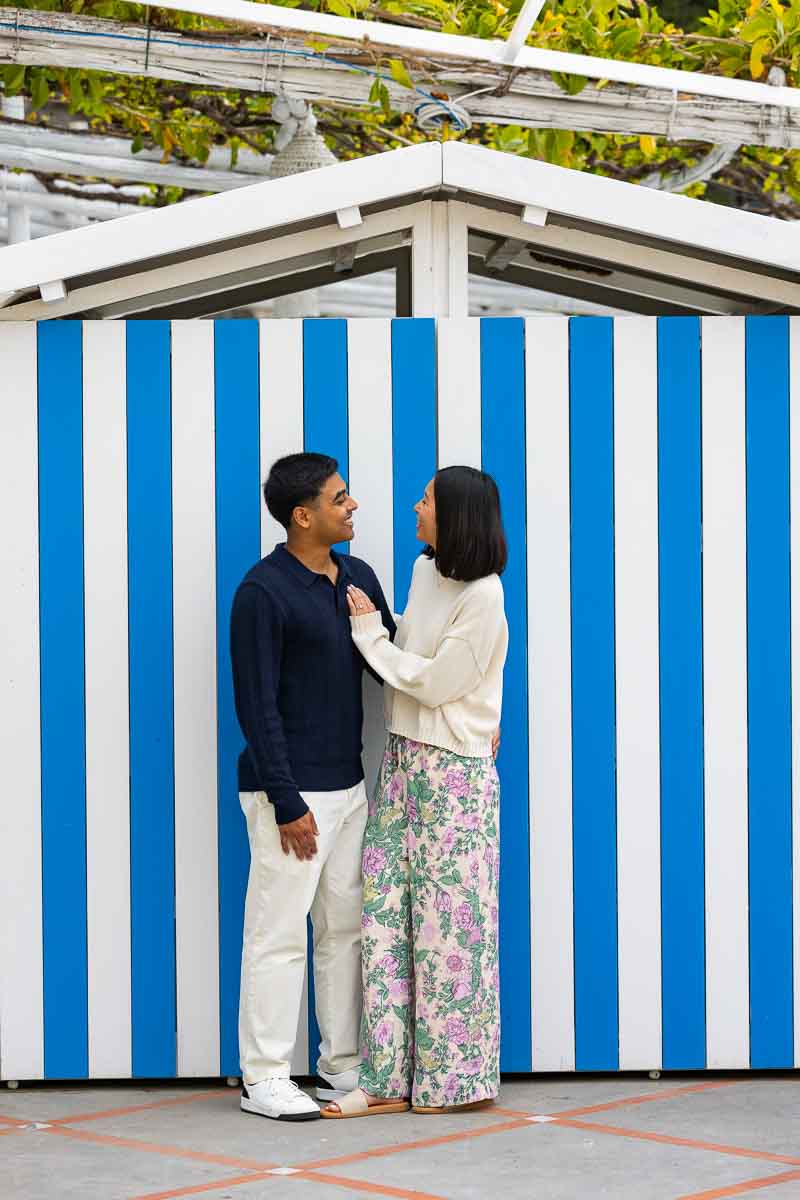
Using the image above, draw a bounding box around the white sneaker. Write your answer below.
[315,1068,359,1101]
[241,1078,321,1122]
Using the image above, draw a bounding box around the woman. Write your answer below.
[322,465,508,1119]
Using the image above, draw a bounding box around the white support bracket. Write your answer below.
[336,205,362,230]
[522,204,549,227]
[39,279,67,303]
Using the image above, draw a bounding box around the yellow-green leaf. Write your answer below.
[750,36,771,77]
[639,134,657,157]
[388,58,414,90]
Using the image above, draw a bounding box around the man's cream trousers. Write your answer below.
[238,782,367,1085]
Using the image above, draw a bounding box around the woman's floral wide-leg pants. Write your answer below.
[358,733,500,1108]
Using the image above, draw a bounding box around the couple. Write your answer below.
[231,451,508,1122]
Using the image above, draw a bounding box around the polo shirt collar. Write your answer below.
[274,543,352,587]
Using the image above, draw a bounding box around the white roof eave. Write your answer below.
[0,142,442,294]
[442,143,798,276]
[1,142,797,300]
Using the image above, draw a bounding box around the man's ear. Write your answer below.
[292,505,312,531]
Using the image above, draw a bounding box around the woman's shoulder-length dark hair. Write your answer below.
[424,465,507,582]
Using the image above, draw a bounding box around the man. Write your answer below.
[231,453,395,1122]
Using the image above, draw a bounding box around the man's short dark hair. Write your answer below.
[264,452,339,530]
[424,465,507,582]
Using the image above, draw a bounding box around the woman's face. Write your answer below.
[414,478,436,547]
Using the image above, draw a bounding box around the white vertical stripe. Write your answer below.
[257,319,308,1072]
[171,321,220,1075]
[790,317,800,1068]
[701,317,750,1068]
[437,318,481,468]
[83,322,132,1078]
[0,323,44,1081]
[259,320,304,557]
[347,320,394,604]
[613,317,662,1070]
[525,316,575,1070]
[347,320,394,798]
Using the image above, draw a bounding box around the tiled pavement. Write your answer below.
[3,1074,800,1199]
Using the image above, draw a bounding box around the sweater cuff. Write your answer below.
[268,785,309,826]
[350,609,385,638]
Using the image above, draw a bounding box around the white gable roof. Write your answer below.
[1,142,797,319]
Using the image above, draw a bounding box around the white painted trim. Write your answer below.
[701,316,750,1070]
[0,322,44,1081]
[613,317,662,1071]
[83,321,132,1079]
[171,321,221,1077]
[525,315,575,1071]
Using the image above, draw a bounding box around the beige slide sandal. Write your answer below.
[321,1088,410,1119]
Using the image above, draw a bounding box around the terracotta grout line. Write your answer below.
[293,1170,450,1199]
[556,1079,740,1119]
[674,1167,800,1200]
[43,1124,275,1171]
[127,1171,276,1200]
[48,1088,233,1125]
[296,1116,536,1170]
[0,1114,30,1126]
[553,1118,800,1168]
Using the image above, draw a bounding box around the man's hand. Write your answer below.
[279,810,319,861]
[492,727,501,759]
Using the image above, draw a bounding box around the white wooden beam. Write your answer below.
[502,0,547,63]
[1,8,799,148]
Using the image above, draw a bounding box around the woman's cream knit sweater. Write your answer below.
[350,554,508,760]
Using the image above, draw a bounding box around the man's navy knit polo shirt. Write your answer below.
[230,543,396,825]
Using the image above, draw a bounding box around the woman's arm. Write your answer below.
[350,609,484,708]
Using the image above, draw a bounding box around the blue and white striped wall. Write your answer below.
[1,316,798,1081]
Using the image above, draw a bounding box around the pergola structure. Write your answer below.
[1,140,798,320]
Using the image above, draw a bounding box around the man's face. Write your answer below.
[299,473,358,545]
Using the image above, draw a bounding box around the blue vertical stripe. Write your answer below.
[745,316,794,1068]
[569,318,619,1071]
[303,320,349,558]
[480,318,532,1071]
[391,319,437,612]
[658,316,706,1069]
[215,320,262,1076]
[127,321,176,1077]
[38,322,88,1079]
